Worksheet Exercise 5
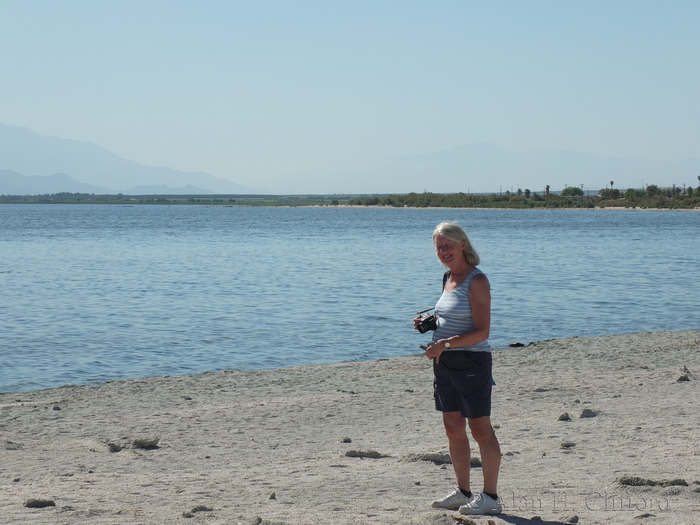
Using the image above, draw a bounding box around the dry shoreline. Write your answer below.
[1,330,699,524]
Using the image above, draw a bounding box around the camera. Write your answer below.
[417,314,438,333]
[416,309,438,333]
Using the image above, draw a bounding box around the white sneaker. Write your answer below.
[431,487,471,510]
[459,492,502,515]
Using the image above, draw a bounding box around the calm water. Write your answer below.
[1,204,698,392]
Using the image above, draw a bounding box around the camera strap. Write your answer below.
[442,271,450,291]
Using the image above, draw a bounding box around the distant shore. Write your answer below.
[335,204,700,211]
[1,330,698,524]
[2,192,699,211]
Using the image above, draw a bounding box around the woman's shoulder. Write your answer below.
[470,267,488,280]
[464,266,486,281]
[469,269,490,291]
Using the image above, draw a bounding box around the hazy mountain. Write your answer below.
[0,170,221,196]
[354,143,700,194]
[127,184,214,195]
[0,122,252,194]
[3,121,698,196]
[0,170,112,195]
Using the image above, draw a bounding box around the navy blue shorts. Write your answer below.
[433,350,493,419]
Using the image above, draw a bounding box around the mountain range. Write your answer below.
[0,122,252,195]
[2,121,699,196]
[346,143,700,195]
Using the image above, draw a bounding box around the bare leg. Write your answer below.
[468,416,501,494]
[442,411,471,492]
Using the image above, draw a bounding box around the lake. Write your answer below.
[1,204,698,392]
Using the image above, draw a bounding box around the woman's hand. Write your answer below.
[413,316,422,331]
[424,339,449,364]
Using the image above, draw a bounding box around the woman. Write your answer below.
[414,221,502,516]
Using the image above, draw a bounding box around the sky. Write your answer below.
[1,0,699,193]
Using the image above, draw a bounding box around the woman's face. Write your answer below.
[434,234,465,266]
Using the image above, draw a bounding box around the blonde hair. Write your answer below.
[432,221,480,266]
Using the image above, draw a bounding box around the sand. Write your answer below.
[1,330,699,525]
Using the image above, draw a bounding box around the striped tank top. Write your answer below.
[431,268,491,352]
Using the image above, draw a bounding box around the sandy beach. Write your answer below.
[1,330,698,525]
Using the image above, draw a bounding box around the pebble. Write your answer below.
[402,452,451,464]
[617,475,687,487]
[24,499,56,508]
[580,408,597,418]
[107,442,123,452]
[345,449,387,459]
[132,437,160,450]
[182,505,213,518]
[677,365,693,382]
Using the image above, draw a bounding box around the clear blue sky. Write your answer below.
[2,0,699,193]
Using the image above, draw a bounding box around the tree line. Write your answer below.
[2,180,699,209]
[348,182,700,209]
[0,193,342,206]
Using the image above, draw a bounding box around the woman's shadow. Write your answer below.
[455,515,575,525]
[495,516,573,525]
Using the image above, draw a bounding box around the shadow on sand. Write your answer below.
[493,514,575,525]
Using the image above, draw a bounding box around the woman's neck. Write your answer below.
[447,259,473,276]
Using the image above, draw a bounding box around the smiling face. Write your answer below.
[432,221,480,267]
[434,234,466,267]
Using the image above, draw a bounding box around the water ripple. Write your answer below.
[1,205,698,392]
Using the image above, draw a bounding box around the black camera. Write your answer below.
[416,309,438,333]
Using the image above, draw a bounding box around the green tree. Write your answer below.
[599,188,621,199]
[561,186,584,197]
[625,188,642,200]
